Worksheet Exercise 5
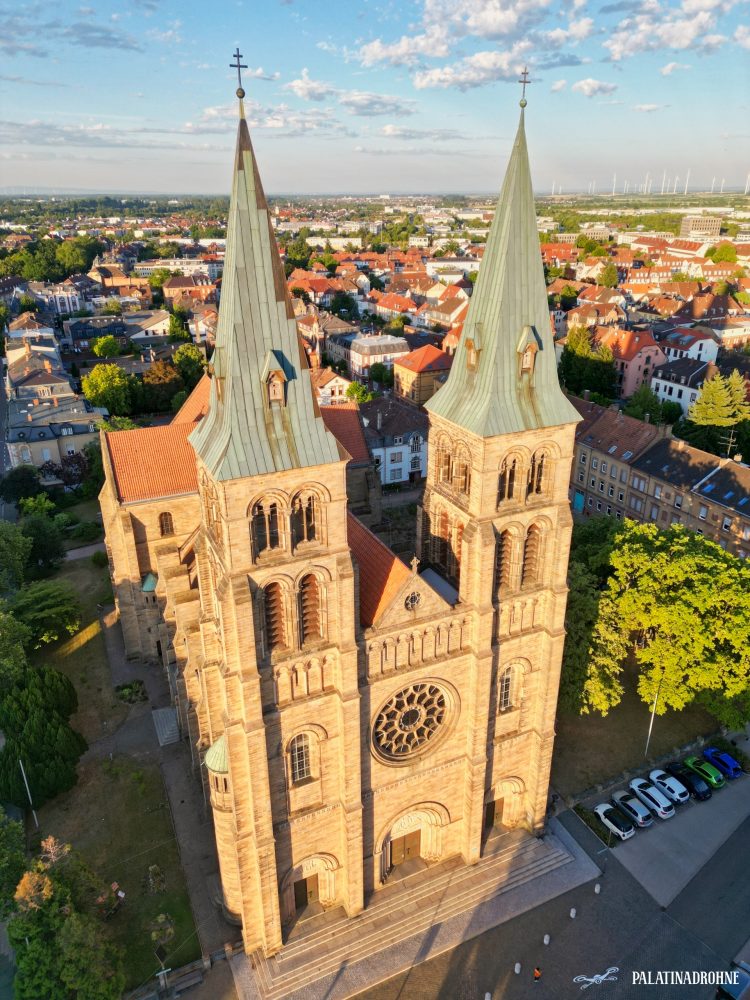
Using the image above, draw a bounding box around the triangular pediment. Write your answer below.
[373,565,454,631]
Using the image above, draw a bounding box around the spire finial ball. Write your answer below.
[237,87,246,99]
[520,98,527,108]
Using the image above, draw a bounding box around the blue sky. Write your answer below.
[1,0,748,195]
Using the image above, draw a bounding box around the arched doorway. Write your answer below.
[377,803,450,883]
[484,777,526,833]
[279,853,340,925]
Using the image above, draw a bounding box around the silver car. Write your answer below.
[628,777,675,819]
[649,769,690,804]
[612,790,653,828]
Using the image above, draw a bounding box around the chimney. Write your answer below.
[617,409,623,422]
[53,396,58,406]
[644,412,650,423]
[43,358,52,372]
[377,409,383,431]
[583,389,590,400]
[27,412,32,422]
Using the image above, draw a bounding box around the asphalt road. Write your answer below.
[357,808,750,1000]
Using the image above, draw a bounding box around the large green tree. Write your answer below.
[141,360,184,411]
[0,465,42,505]
[82,363,131,415]
[0,806,25,918]
[0,522,32,593]
[558,325,617,398]
[10,581,81,648]
[20,514,66,575]
[599,262,619,288]
[91,334,121,358]
[173,342,205,389]
[623,383,663,422]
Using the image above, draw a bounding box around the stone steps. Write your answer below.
[251,834,572,999]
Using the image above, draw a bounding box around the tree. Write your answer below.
[558,325,617,398]
[58,911,126,1000]
[330,291,356,319]
[10,581,81,648]
[147,267,173,291]
[171,389,188,412]
[689,374,740,428]
[101,299,122,316]
[142,360,184,411]
[82,363,131,415]
[91,334,120,357]
[623,383,662,422]
[660,400,683,425]
[20,514,66,575]
[17,294,39,312]
[706,243,737,264]
[0,301,10,332]
[599,262,619,288]
[168,310,190,342]
[346,382,374,403]
[0,465,42,505]
[55,236,103,276]
[0,522,32,593]
[580,523,750,724]
[173,342,205,389]
[0,806,25,918]
[18,494,56,519]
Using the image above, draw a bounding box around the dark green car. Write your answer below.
[684,755,725,789]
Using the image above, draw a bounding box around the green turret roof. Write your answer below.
[189,102,341,479]
[425,109,580,437]
[204,735,229,774]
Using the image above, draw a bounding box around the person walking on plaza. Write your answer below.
[533,967,542,983]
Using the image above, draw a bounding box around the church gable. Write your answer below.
[372,565,453,633]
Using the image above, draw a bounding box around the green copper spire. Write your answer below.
[190,78,340,480]
[426,105,579,437]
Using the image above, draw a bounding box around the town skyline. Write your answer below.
[1,0,748,195]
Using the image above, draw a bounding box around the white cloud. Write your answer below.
[380,124,467,140]
[284,68,336,101]
[542,17,594,48]
[413,42,531,90]
[660,60,691,74]
[246,67,281,81]
[551,79,567,91]
[571,77,618,97]
[338,90,417,116]
[358,27,450,67]
[604,8,726,60]
[633,103,669,112]
[736,24,750,49]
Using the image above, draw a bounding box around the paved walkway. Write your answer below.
[230,820,598,1000]
[66,541,106,561]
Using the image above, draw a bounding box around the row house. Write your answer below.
[650,358,709,417]
[360,397,428,485]
[162,274,217,305]
[593,327,666,397]
[393,344,452,407]
[709,316,750,350]
[567,302,625,329]
[7,312,54,339]
[348,333,410,379]
[414,296,469,330]
[661,325,719,364]
[364,291,418,323]
[6,353,76,403]
[7,395,105,473]
[310,366,352,405]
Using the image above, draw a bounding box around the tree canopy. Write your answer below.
[172,342,205,390]
[0,465,42,505]
[558,325,617,398]
[10,582,81,648]
[82,364,131,415]
[91,335,121,358]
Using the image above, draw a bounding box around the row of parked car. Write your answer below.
[593,747,745,842]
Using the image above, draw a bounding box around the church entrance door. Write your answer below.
[293,874,319,914]
[391,829,421,867]
[484,800,496,828]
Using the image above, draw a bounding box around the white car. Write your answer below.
[649,769,690,804]
[594,803,636,841]
[628,777,675,819]
[612,790,653,828]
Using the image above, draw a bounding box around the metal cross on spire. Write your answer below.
[518,66,532,108]
[230,47,248,99]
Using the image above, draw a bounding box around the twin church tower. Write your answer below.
[100,61,579,957]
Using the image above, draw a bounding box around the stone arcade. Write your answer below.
[99,76,580,960]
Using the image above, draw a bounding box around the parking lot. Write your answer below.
[589,771,750,907]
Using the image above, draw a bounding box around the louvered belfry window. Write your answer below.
[291,493,317,546]
[299,574,322,644]
[497,458,517,504]
[252,500,281,555]
[522,524,542,586]
[495,530,513,590]
[264,582,287,651]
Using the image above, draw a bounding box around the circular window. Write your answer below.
[404,591,421,611]
[372,682,448,762]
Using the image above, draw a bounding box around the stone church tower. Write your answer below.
[99,83,580,962]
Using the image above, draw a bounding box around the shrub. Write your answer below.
[90,550,108,568]
[71,521,102,543]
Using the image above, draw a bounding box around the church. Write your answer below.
[99,73,580,959]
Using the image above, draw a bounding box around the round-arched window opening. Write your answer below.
[372,682,450,763]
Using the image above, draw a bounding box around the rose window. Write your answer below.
[373,683,447,761]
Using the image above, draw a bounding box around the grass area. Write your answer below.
[551,666,717,799]
[37,756,200,989]
[65,497,102,523]
[30,559,125,745]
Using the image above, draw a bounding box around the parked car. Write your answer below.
[612,790,654,828]
[593,803,636,841]
[665,761,712,801]
[628,777,675,819]
[704,747,743,780]
[684,755,726,789]
[649,768,690,804]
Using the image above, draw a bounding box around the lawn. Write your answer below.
[31,559,125,745]
[551,667,718,799]
[37,756,200,989]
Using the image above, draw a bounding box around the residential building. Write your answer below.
[162,274,217,305]
[7,313,54,339]
[347,333,410,379]
[134,257,223,281]
[25,280,82,315]
[6,395,105,472]
[650,358,709,417]
[99,90,579,962]
[393,345,452,407]
[593,327,667,397]
[679,215,722,239]
[310,366,352,404]
[661,326,720,364]
[360,397,429,483]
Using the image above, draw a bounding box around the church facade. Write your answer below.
[99,86,580,959]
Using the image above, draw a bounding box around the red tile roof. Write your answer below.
[171,374,210,424]
[347,513,411,626]
[105,423,199,503]
[395,343,452,373]
[319,402,370,463]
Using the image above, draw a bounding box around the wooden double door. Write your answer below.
[390,829,421,867]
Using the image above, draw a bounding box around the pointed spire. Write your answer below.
[426,105,579,437]
[190,63,340,481]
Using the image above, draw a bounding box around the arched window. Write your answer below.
[495,530,513,591]
[522,524,542,587]
[251,500,281,556]
[497,457,517,504]
[289,734,311,784]
[436,441,451,483]
[498,667,514,712]
[158,512,174,537]
[299,574,323,645]
[435,510,450,567]
[452,448,471,495]
[527,449,548,498]
[291,492,319,547]
[264,582,287,652]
